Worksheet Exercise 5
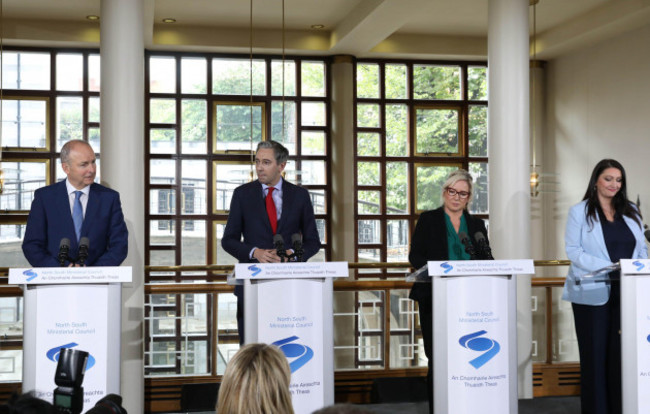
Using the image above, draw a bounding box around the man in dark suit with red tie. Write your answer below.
[222,140,321,343]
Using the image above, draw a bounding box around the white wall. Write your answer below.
[543,23,650,261]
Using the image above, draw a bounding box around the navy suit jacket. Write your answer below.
[22,180,129,267]
[221,179,321,295]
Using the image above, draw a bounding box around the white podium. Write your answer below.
[9,266,131,411]
[426,260,534,414]
[620,258,650,413]
[234,261,348,414]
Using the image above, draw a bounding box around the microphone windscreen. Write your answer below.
[60,238,70,249]
[79,237,90,248]
[273,234,284,245]
[474,232,486,242]
[291,233,302,245]
[458,231,470,243]
[645,229,650,242]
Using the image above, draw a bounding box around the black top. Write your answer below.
[599,210,635,280]
[408,207,489,301]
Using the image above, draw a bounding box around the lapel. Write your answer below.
[56,181,76,243]
[253,181,273,234]
[590,215,611,260]
[277,180,294,233]
[82,184,100,239]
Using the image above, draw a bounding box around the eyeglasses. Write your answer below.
[445,187,470,199]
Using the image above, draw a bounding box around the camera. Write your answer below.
[53,348,88,414]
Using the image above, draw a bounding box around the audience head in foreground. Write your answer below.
[216,343,294,414]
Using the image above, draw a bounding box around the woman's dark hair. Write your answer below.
[582,159,641,227]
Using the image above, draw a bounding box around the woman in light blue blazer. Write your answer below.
[563,159,647,414]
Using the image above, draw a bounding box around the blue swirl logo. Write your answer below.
[440,262,453,274]
[647,334,650,343]
[46,342,96,371]
[248,264,262,277]
[633,260,645,272]
[272,335,314,373]
[459,330,500,369]
[23,269,38,282]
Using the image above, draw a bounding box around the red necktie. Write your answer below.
[266,187,277,234]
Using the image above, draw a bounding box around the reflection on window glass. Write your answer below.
[150,57,176,93]
[468,66,488,100]
[413,65,460,100]
[358,191,380,214]
[181,160,207,215]
[386,220,409,262]
[150,99,176,124]
[150,220,175,246]
[386,162,407,214]
[182,100,207,154]
[301,102,326,126]
[0,161,47,211]
[56,54,83,91]
[357,104,380,128]
[56,97,83,151]
[415,165,457,212]
[271,101,296,154]
[385,64,407,99]
[357,63,380,99]
[150,189,176,215]
[357,133,380,157]
[2,52,50,90]
[214,163,253,211]
[415,108,459,154]
[309,189,326,214]
[181,58,207,94]
[469,162,488,215]
[214,104,263,152]
[212,58,265,95]
[358,220,381,244]
[468,106,487,157]
[301,61,325,97]
[302,131,326,155]
[272,60,296,96]
[1,99,47,148]
[385,104,407,156]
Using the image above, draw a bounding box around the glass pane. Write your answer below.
[298,160,325,185]
[469,162,489,215]
[302,131,326,155]
[1,99,47,148]
[0,225,29,267]
[89,97,100,123]
[0,350,22,382]
[181,160,207,215]
[388,290,421,368]
[214,163,253,211]
[212,58,265,95]
[301,61,325,97]
[215,104,262,152]
[182,100,207,154]
[531,287,546,363]
[415,108,459,154]
[301,102,326,126]
[358,190,380,214]
[150,99,176,124]
[385,104,408,156]
[357,162,380,186]
[0,161,47,211]
[357,133,380,157]
[468,66,488,100]
[214,222,238,265]
[469,105,488,157]
[150,220,175,246]
[272,60,296,96]
[150,56,176,93]
[150,129,176,154]
[553,287,579,362]
[315,220,326,246]
[216,292,239,374]
[88,54,100,92]
[357,249,381,275]
[150,189,176,215]
[387,220,409,262]
[386,64,407,99]
[413,65,460,100]
[150,159,176,185]
[357,63,379,99]
[56,54,83,91]
[88,128,100,154]
[271,101,296,154]
[181,220,206,265]
[333,291,378,369]
[358,220,381,244]
[357,104,380,128]
[150,250,176,266]
[386,162,408,214]
[2,51,50,90]
[415,165,457,211]
[56,97,83,150]
[181,57,207,94]
[309,189,326,214]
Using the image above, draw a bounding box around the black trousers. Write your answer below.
[417,295,433,414]
[572,283,621,414]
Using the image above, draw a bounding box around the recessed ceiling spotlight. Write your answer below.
[86,15,100,21]
[162,18,177,24]
[311,24,325,30]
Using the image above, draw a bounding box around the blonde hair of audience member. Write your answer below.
[216,343,294,414]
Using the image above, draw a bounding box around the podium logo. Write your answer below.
[22,269,38,282]
[459,330,500,369]
[248,265,262,277]
[440,262,453,274]
[633,261,645,272]
[46,342,96,371]
[272,336,314,373]
[647,334,650,343]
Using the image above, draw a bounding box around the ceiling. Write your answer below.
[2,0,650,60]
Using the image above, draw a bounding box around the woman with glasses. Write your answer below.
[408,169,490,412]
[563,159,647,414]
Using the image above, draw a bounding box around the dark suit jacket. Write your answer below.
[221,179,321,295]
[22,180,129,267]
[408,206,489,302]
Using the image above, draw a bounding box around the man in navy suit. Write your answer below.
[222,140,321,343]
[22,140,128,267]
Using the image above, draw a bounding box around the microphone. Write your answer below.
[58,238,70,267]
[459,231,478,259]
[644,225,649,242]
[474,232,494,260]
[291,233,303,262]
[78,237,90,266]
[273,234,286,262]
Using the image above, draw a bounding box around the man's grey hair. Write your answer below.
[60,140,93,164]
[257,140,289,164]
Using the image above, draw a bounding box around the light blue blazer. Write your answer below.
[562,200,648,305]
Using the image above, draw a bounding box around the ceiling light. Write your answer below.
[86,15,100,21]
[310,24,325,30]
[162,18,176,24]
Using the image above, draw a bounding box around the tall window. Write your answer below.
[144,53,331,376]
[354,61,488,278]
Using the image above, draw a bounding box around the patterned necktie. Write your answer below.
[265,187,277,234]
[72,191,83,242]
